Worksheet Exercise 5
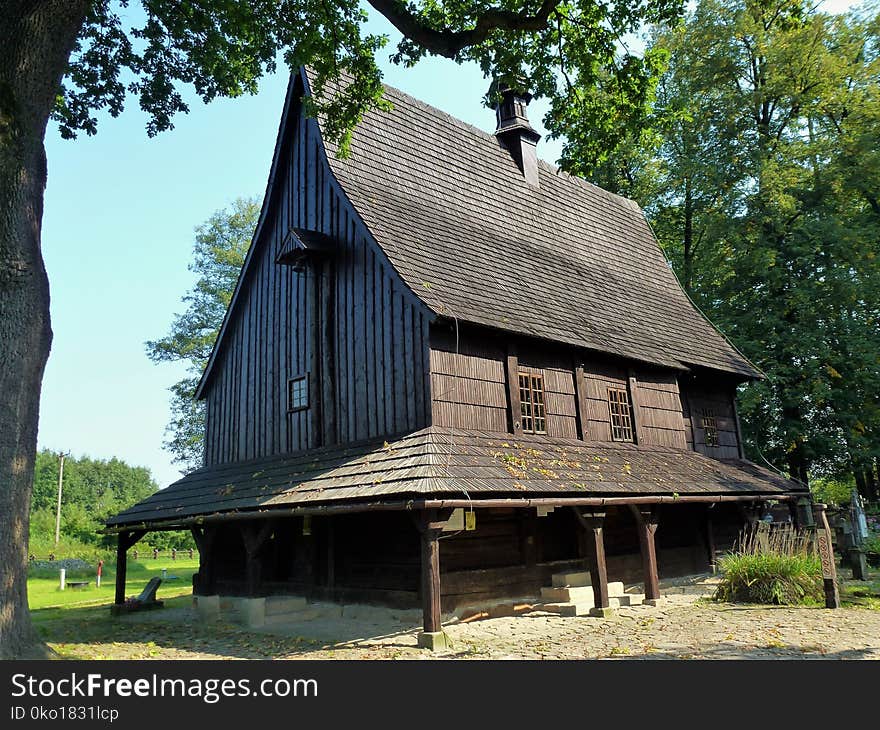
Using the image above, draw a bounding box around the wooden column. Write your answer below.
[731,394,745,459]
[326,518,335,594]
[631,505,661,602]
[572,509,609,609]
[505,348,522,435]
[414,509,452,639]
[114,530,145,606]
[241,521,274,597]
[573,363,590,441]
[705,507,717,572]
[190,526,216,595]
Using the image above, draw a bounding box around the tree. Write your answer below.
[146,197,258,473]
[29,450,160,554]
[594,0,880,490]
[1,0,684,658]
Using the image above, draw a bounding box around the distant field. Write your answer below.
[28,556,198,611]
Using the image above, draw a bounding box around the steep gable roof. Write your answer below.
[310,69,759,378]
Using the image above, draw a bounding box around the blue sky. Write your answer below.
[37,1,862,489]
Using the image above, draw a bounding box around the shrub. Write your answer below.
[714,525,823,606]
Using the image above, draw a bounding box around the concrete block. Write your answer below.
[642,598,667,607]
[265,595,308,615]
[240,597,266,628]
[589,606,616,618]
[196,595,220,621]
[417,631,450,651]
[551,571,591,588]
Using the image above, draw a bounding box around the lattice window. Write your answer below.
[287,374,309,412]
[607,387,634,442]
[519,372,547,434]
[701,409,719,447]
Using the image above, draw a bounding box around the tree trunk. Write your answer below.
[0,1,89,659]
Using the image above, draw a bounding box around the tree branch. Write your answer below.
[366,0,560,58]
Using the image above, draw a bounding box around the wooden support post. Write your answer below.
[114,530,146,607]
[241,521,274,597]
[572,509,609,610]
[705,507,717,572]
[522,510,537,569]
[326,519,335,593]
[115,536,128,607]
[631,505,661,602]
[413,509,452,649]
[190,526,216,595]
[505,348,521,435]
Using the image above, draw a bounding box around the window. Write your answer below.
[607,387,634,442]
[287,374,309,412]
[519,371,547,434]
[701,409,719,447]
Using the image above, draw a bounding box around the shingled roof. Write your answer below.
[307,69,760,378]
[106,427,804,529]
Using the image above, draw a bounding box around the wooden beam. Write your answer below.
[505,348,522,435]
[113,530,146,606]
[572,508,609,609]
[573,363,589,441]
[103,492,806,534]
[630,506,660,601]
[627,369,643,445]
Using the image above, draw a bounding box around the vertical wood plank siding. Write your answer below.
[202,94,430,465]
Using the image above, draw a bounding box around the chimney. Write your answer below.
[489,80,541,188]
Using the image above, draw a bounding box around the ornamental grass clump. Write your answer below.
[714,525,823,606]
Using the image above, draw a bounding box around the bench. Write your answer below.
[66,580,90,590]
[110,577,165,616]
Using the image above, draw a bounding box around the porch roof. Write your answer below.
[106,428,807,530]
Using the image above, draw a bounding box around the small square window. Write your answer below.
[287,374,309,412]
[701,409,719,447]
[608,387,634,442]
[519,371,547,434]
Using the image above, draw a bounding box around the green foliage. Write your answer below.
[28,450,193,556]
[145,197,257,472]
[811,476,857,507]
[50,0,689,172]
[592,0,880,489]
[714,550,823,605]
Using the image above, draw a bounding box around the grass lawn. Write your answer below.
[28,556,198,611]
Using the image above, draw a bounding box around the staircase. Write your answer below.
[537,571,645,617]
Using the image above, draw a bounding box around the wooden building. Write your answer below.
[107,68,809,643]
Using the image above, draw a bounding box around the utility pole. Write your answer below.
[54,451,68,547]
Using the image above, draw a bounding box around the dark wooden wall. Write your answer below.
[681,378,741,459]
[633,371,689,449]
[429,332,508,432]
[202,80,431,466]
[430,327,740,459]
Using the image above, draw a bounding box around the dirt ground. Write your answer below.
[38,590,880,660]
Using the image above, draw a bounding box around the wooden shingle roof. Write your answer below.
[106,428,804,528]
[309,70,760,378]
